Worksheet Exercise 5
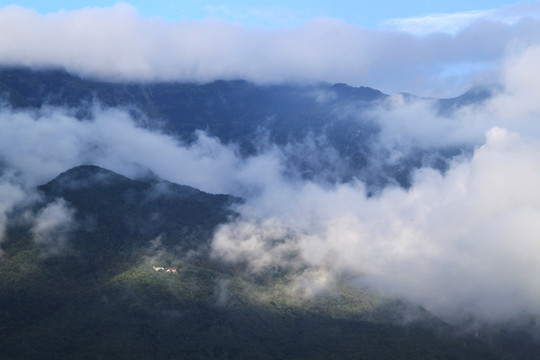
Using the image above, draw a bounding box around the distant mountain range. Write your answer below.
[0,67,491,188]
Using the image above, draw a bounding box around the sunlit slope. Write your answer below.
[0,166,514,359]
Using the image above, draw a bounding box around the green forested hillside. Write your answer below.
[0,166,523,359]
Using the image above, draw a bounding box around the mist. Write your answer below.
[208,45,540,321]
[31,198,76,256]
[2,3,540,323]
[213,127,540,321]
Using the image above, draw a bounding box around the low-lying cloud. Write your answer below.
[212,127,540,321]
[210,43,540,321]
[2,2,540,323]
[31,198,76,256]
[0,105,242,193]
[2,3,540,96]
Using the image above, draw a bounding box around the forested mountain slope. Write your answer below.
[0,165,515,360]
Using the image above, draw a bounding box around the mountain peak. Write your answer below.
[40,165,132,193]
[37,164,238,255]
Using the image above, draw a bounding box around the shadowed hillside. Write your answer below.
[0,165,519,360]
[0,67,483,188]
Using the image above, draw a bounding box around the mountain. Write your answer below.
[0,67,385,148]
[0,67,488,188]
[38,165,237,256]
[0,165,518,360]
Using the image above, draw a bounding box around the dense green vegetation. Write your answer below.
[0,231,514,360]
[0,165,531,359]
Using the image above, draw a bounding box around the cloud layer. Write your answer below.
[2,3,540,96]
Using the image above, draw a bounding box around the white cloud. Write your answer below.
[31,198,76,256]
[0,105,243,193]
[383,1,540,35]
[490,45,540,120]
[210,43,540,321]
[383,10,494,35]
[1,4,540,96]
[211,127,540,321]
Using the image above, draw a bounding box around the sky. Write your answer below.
[0,0,529,28]
[4,1,540,324]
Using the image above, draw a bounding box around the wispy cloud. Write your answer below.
[383,10,494,35]
[31,198,76,256]
[383,1,540,35]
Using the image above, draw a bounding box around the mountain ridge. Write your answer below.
[37,164,238,255]
[0,66,489,189]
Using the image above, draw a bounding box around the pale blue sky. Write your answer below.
[0,0,528,28]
